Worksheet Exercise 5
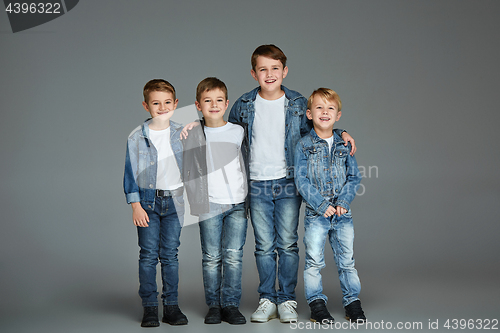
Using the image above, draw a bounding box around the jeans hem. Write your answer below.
[259,296,276,304]
[307,296,328,305]
[343,297,360,307]
[222,302,239,308]
[142,302,158,307]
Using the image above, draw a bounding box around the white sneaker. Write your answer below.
[278,300,298,323]
[250,298,278,322]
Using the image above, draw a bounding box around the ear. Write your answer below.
[225,99,229,109]
[142,101,149,112]
[282,66,288,79]
[306,109,313,120]
[173,99,179,110]
[251,69,258,81]
[195,100,201,111]
[336,111,342,121]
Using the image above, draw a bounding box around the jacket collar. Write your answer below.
[141,118,182,139]
[309,128,343,144]
[241,85,302,102]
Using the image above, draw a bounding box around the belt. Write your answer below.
[155,187,183,197]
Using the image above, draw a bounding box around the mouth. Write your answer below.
[157,110,171,115]
[319,117,331,122]
[265,79,276,84]
[209,110,220,113]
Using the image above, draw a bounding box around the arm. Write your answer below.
[300,99,312,137]
[180,120,200,140]
[124,141,150,226]
[294,142,331,216]
[123,140,141,204]
[334,147,362,212]
[333,129,356,155]
[228,99,241,123]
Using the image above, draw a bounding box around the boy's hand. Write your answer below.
[131,202,150,227]
[335,206,347,216]
[180,121,200,140]
[341,132,357,155]
[323,205,337,218]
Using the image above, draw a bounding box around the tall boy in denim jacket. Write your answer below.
[123,79,188,327]
[229,45,356,323]
[295,88,365,324]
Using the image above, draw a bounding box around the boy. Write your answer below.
[123,79,188,327]
[183,77,249,325]
[228,45,356,323]
[294,88,365,323]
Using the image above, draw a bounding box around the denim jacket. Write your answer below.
[123,119,184,208]
[294,128,361,216]
[228,85,344,179]
[182,119,250,216]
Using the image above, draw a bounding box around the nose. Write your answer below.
[159,103,166,110]
[212,100,218,107]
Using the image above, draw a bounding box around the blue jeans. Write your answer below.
[250,177,302,303]
[303,209,361,307]
[199,202,247,308]
[137,195,184,307]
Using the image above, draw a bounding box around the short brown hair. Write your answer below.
[251,44,287,71]
[196,77,228,103]
[307,88,342,111]
[143,79,176,103]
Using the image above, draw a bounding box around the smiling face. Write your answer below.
[307,94,342,137]
[251,55,288,99]
[142,90,178,120]
[195,88,229,127]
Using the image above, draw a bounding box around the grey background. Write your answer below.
[1,1,499,332]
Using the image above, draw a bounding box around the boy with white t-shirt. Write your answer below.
[123,79,188,327]
[183,77,249,325]
[228,45,356,323]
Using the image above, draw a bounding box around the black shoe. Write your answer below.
[162,304,188,325]
[221,306,246,325]
[204,306,222,324]
[309,299,335,323]
[141,306,160,327]
[344,300,366,323]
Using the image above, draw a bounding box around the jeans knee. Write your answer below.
[224,248,243,265]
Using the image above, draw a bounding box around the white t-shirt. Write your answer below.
[205,122,247,204]
[148,126,183,190]
[325,135,334,154]
[250,93,286,180]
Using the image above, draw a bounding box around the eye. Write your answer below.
[217,99,224,103]
[166,101,171,104]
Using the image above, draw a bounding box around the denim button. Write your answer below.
[149,184,153,188]
[148,205,151,208]
[150,161,154,165]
